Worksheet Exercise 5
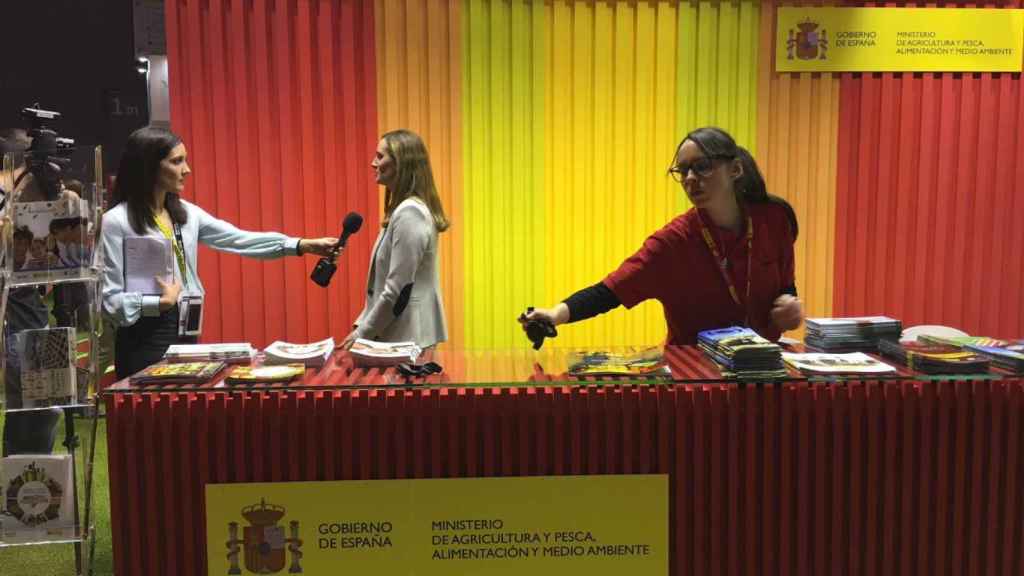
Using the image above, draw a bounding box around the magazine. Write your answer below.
[129,361,226,385]
[964,342,1024,373]
[11,198,92,283]
[804,316,902,352]
[123,236,172,294]
[910,334,1023,373]
[782,352,897,375]
[15,327,77,409]
[263,337,336,367]
[697,326,787,378]
[224,364,306,384]
[877,340,990,374]
[349,338,422,368]
[1,455,75,542]
[164,343,256,364]
[566,347,671,377]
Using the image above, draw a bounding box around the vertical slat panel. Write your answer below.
[967,383,990,575]
[1001,381,1023,576]
[159,1,1024,354]
[880,382,900,576]
[830,384,848,576]
[462,0,546,349]
[206,0,245,343]
[726,387,742,576]
[757,0,840,337]
[951,382,974,574]
[708,387,725,575]
[814,385,832,576]
[457,0,759,349]
[375,0,465,349]
[273,0,307,340]
[104,376,1024,576]
[762,387,779,576]
[848,384,866,576]
[863,384,883,575]
[295,2,327,341]
[138,397,159,573]
[778,385,795,576]
[794,385,812,576]
[916,381,937,575]
[164,0,378,348]
[102,395,130,573]
[224,0,266,343]
[898,379,919,574]
[833,2,1024,338]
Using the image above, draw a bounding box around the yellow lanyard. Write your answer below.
[155,217,188,287]
[697,211,754,325]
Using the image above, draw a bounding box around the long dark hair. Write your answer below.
[110,126,188,235]
[678,126,798,239]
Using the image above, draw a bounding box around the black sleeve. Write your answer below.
[563,281,621,323]
[780,286,798,297]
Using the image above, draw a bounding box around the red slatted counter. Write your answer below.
[103,347,1024,575]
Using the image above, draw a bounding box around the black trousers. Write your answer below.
[114,306,197,379]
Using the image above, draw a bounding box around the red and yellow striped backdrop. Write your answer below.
[166,0,1024,349]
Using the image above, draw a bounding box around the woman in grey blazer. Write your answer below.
[342,130,449,350]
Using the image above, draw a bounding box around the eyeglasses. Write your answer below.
[669,155,731,182]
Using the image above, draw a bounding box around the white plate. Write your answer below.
[900,325,969,343]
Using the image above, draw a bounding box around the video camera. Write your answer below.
[17,104,75,200]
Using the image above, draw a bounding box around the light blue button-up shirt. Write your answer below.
[101,199,300,327]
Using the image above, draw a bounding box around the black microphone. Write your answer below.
[334,212,363,254]
[311,212,363,287]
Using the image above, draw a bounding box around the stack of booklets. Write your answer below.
[1,455,75,542]
[224,364,306,384]
[263,337,336,368]
[697,326,787,379]
[782,352,897,375]
[804,316,902,352]
[164,343,256,364]
[964,341,1024,373]
[915,335,1024,373]
[877,339,989,374]
[565,347,672,377]
[129,361,227,384]
[349,338,422,368]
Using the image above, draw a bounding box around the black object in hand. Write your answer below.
[519,306,557,350]
[311,211,363,287]
[310,258,338,287]
[397,361,443,378]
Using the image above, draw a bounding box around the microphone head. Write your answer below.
[343,212,363,234]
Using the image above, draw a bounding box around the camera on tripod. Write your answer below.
[18,104,76,200]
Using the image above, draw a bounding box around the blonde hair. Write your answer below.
[380,129,450,232]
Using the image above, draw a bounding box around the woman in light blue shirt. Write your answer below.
[101,126,337,378]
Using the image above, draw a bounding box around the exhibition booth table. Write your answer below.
[103,346,1024,575]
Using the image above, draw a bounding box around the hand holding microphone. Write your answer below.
[311,211,363,287]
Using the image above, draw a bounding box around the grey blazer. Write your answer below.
[354,198,447,348]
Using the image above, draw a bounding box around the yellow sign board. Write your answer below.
[777,7,1024,72]
[206,475,667,575]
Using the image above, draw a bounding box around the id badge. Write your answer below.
[178,293,204,337]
